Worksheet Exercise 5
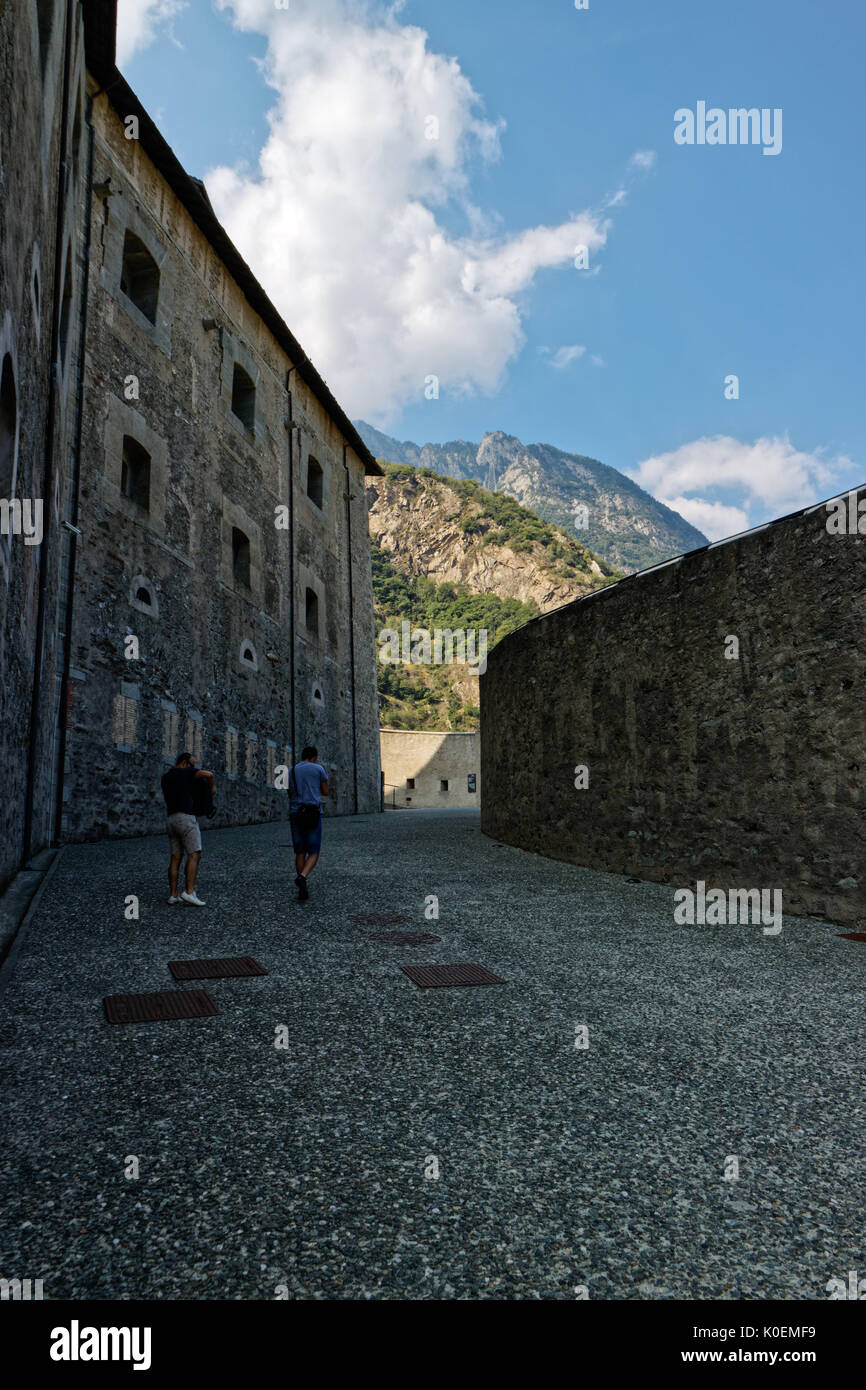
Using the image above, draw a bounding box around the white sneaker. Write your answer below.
[167,895,182,905]
[181,891,206,907]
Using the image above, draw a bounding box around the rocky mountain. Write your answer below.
[356,420,707,573]
[367,463,617,730]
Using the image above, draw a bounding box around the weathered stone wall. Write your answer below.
[381,729,480,809]
[481,500,866,925]
[61,88,380,842]
[0,0,88,886]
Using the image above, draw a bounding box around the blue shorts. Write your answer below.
[290,811,322,856]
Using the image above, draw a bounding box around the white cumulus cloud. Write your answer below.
[630,435,849,541]
[205,0,624,419]
[116,0,186,65]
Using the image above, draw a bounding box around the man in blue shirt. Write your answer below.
[290,745,329,900]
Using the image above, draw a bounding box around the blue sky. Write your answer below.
[118,0,865,538]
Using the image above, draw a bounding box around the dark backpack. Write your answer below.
[292,766,321,832]
[191,774,215,819]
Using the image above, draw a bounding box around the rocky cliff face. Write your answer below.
[356,421,708,574]
[366,468,615,615]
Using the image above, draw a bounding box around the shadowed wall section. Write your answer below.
[480,496,866,925]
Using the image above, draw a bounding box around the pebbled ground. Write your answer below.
[0,808,863,1300]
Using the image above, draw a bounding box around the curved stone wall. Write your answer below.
[480,495,866,925]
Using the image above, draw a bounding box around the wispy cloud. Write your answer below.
[542,345,587,370]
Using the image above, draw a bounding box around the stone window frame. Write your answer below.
[265,739,279,790]
[304,447,330,515]
[130,574,159,618]
[100,197,175,357]
[104,395,168,539]
[161,699,179,763]
[225,726,239,780]
[310,678,325,710]
[440,780,450,793]
[220,336,262,445]
[113,681,140,753]
[220,497,263,603]
[297,564,325,646]
[186,711,203,764]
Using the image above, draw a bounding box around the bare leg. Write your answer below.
[185,850,202,894]
[295,853,306,877]
[301,852,319,879]
[169,853,182,897]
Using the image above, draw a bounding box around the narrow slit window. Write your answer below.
[121,436,151,512]
[307,456,324,508]
[232,527,251,587]
[231,364,256,430]
[0,354,18,499]
[59,248,73,369]
[120,231,160,324]
[305,587,319,634]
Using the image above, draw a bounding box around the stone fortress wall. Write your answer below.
[481,494,866,925]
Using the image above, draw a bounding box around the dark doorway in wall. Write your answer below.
[231,364,256,430]
[232,526,251,587]
[307,456,324,508]
[121,436,151,511]
[120,230,160,324]
[0,355,18,498]
[305,587,319,634]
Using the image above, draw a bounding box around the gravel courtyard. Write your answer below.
[0,808,863,1300]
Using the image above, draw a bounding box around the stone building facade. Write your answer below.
[0,0,90,888]
[381,729,480,809]
[0,1,382,884]
[482,496,866,925]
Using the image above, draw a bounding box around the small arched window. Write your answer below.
[232,526,251,587]
[130,575,158,616]
[0,354,18,499]
[239,640,258,671]
[305,588,319,634]
[231,364,256,430]
[120,230,160,324]
[307,456,324,509]
[121,436,151,511]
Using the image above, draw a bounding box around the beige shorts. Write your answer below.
[166,812,202,856]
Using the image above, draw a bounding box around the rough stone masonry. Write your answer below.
[481,497,866,926]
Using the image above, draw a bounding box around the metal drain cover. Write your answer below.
[168,957,267,980]
[371,932,442,946]
[104,990,218,1024]
[352,912,410,927]
[401,964,504,989]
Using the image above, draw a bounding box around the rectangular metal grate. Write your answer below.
[168,957,268,980]
[401,963,505,989]
[371,932,442,946]
[104,990,219,1024]
[352,912,410,927]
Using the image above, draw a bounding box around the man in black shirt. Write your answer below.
[161,752,215,906]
